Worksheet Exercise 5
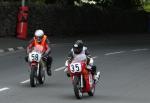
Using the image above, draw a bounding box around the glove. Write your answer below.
[86,65,92,70]
[25,55,28,62]
[27,48,32,54]
[89,58,94,66]
[65,60,69,67]
[64,67,70,77]
[64,67,68,72]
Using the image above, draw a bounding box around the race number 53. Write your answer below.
[70,63,81,73]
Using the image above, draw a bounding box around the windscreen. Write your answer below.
[72,54,87,63]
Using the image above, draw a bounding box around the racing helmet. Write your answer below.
[34,29,44,43]
[73,40,84,54]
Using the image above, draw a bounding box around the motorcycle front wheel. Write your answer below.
[30,67,37,87]
[73,76,83,99]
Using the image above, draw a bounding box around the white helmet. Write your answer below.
[35,29,44,37]
[34,29,44,43]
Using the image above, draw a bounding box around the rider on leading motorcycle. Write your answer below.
[65,40,100,81]
[25,29,52,76]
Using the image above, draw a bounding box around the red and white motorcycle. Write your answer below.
[67,54,96,99]
[28,45,46,87]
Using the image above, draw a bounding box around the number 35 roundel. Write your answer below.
[70,63,82,73]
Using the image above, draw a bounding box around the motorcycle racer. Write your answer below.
[25,29,52,76]
[65,40,100,82]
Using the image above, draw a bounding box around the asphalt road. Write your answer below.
[0,37,150,103]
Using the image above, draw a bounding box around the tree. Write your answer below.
[55,0,74,7]
[112,0,143,9]
[45,0,56,4]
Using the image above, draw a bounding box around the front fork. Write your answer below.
[80,75,84,88]
[73,75,84,88]
[36,63,40,77]
[89,73,93,87]
[29,63,40,77]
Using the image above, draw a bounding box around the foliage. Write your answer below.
[0,0,145,10]
[142,0,150,12]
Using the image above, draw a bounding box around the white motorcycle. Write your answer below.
[28,45,46,87]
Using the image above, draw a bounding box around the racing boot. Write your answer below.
[46,56,52,76]
[47,64,52,76]
[94,71,100,83]
[91,65,100,82]
[24,56,28,62]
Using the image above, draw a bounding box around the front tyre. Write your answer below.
[30,67,37,87]
[73,76,83,99]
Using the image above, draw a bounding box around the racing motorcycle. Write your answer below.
[67,54,96,99]
[28,45,46,87]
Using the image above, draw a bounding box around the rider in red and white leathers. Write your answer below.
[65,40,100,81]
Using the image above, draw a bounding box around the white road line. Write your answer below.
[104,51,125,56]
[132,48,149,52]
[0,87,9,92]
[0,49,4,53]
[54,66,66,72]
[20,79,30,84]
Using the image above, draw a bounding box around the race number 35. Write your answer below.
[70,63,81,73]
